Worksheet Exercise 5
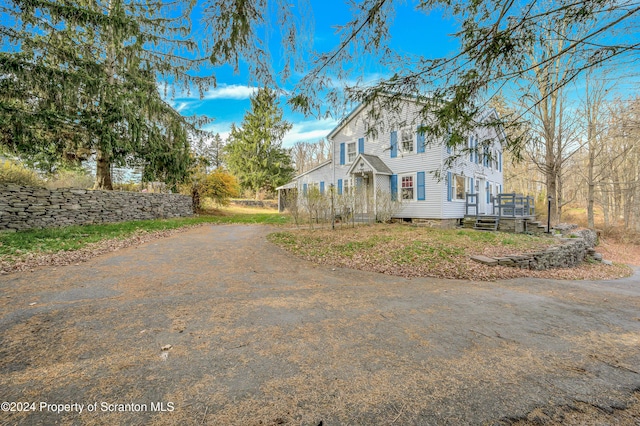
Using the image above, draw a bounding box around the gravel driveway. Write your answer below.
[1,224,639,425]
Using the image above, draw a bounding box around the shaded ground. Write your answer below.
[0,224,639,425]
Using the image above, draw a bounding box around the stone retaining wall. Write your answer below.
[0,184,194,231]
[497,218,525,233]
[493,237,588,270]
[471,237,593,270]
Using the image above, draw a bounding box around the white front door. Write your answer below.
[478,179,488,215]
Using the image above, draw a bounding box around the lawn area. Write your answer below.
[268,223,633,281]
[0,205,289,261]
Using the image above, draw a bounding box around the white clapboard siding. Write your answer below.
[375,174,390,194]
[277,97,507,220]
[330,98,503,219]
[295,161,334,195]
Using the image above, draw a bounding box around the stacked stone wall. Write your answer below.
[492,237,588,270]
[0,184,194,231]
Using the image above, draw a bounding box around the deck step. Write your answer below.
[473,217,499,231]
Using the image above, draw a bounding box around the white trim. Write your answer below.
[399,127,415,155]
[346,141,357,164]
[400,173,416,202]
[453,174,466,201]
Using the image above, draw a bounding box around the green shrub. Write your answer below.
[0,160,45,187]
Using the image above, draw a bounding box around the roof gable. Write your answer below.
[345,153,393,175]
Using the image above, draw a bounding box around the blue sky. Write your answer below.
[168,1,461,147]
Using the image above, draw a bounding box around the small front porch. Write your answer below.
[464,193,545,233]
[344,153,393,222]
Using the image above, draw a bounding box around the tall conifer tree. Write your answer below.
[0,0,212,189]
[224,88,294,197]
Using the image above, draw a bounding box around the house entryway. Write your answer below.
[353,174,374,222]
[346,153,394,223]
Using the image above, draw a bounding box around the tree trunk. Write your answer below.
[587,182,595,228]
[556,169,563,223]
[587,127,595,229]
[95,149,113,190]
[624,182,632,230]
[613,174,622,224]
[545,162,557,226]
[94,0,116,192]
[635,179,640,232]
[602,182,610,228]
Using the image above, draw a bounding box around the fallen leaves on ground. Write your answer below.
[268,224,634,281]
[598,238,640,266]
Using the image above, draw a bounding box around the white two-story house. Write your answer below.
[278,96,505,227]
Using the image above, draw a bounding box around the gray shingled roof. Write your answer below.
[360,154,393,175]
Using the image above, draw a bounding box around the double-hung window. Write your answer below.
[401,175,414,200]
[347,142,356,163]
[400,128,414,153]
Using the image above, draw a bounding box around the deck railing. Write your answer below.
[465,193,479,216]
[465,192,535,218]
[495,193,535,218]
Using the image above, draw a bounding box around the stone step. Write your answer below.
[470,255,498,266]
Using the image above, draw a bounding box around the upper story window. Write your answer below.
[401,175,414,200]
[401,128,414,153]
[347,142,356,163]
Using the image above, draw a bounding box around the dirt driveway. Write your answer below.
[1,224,639,425]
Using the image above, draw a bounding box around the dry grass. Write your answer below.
[562,205,640,245]
[511,392,640,426]
[268,223,634,281]
[199,202,280,216]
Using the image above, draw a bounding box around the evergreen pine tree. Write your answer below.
[0,0,213,189]
[224,88,294,197]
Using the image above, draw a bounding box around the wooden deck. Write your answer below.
[465,193,536,218]
[463,192,545,234]
[463,215,547,234]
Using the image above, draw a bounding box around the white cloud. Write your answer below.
[201,117,339,148]
[157,82,258,101]
[204,84,258,100]
[282,118,339,147]
[202,121,234,140]
[174,102,191,112]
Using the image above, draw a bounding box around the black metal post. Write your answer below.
[546,195,552,233]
